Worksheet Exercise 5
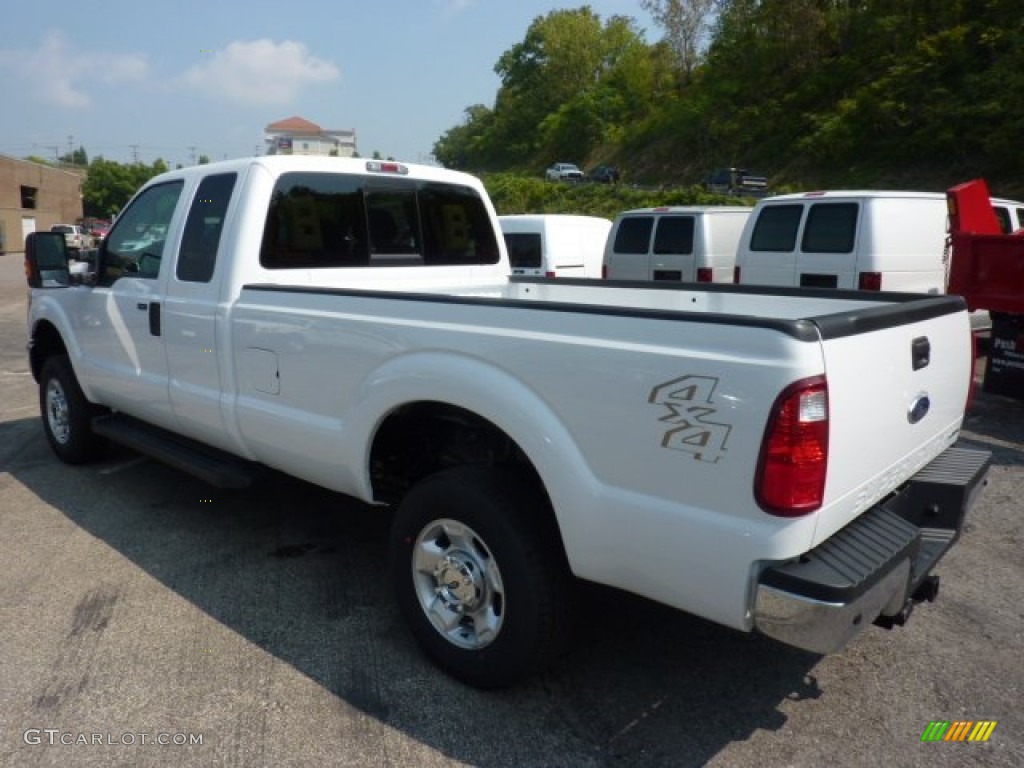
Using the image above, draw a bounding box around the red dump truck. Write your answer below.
[947,179,1024,399]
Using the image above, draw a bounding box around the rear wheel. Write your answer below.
[389,465,573,688]
[39,355,107,464]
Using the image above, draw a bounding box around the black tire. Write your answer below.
[39,355,107,464]
[389,465,574,689]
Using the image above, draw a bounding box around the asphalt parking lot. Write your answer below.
[0,251,1021,767]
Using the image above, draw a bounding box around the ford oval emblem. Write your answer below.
[908,394,931,424]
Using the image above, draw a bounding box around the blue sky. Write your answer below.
[1,0,656,168]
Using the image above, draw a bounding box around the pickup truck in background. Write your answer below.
[544,162,584,182]
[50,224,90,252]
[24,156,990,688]
[706,167,769,198]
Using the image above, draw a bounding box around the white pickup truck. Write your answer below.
[24,156,989,688]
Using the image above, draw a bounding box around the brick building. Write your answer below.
[0,155,84,255]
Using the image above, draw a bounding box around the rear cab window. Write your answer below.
[260,172,499,269]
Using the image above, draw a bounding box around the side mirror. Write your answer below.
[25,232,70,288]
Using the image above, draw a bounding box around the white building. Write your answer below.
[264,116,357,157]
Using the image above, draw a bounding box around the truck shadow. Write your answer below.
[962,387,1024,466]
[3,416,823,767]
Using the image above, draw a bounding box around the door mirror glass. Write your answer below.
[25,232,70,288]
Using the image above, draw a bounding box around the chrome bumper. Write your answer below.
[753,445,990,654]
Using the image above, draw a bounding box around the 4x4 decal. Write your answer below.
[648,375,732,463]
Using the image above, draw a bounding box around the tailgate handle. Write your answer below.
[912,336,930,370]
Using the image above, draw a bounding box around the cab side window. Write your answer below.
[177,173,237,283]
[101,181,184,285]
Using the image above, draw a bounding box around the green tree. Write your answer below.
[83,158,170,218]
[437,8,652,171]
[641,0,717,83]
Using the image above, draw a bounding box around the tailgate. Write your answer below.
[811,302,972,546]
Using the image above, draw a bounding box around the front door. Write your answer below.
[75,180,186,428]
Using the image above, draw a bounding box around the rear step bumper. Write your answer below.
[753,445,990,654]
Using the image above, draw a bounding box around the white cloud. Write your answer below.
[179,39,340,106]
[8,31,147,108]
[434,0,478,13]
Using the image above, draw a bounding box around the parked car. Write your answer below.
[706,168,769,198]
[50,224,90,251]
[88,222,111,242]
[545,163,584,182]
[588,165,620,184]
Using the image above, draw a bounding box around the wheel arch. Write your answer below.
[360,352,600,573]
[28,319,69,382]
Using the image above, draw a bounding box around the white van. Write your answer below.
[602,206,751,283]
[991,197,1024,233]
[734,191,950,292]
[499,214,611,278]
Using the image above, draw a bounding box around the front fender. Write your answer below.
[27,292,96,401]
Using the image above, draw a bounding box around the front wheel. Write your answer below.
[39,355,107,464]
[389,465,574,688]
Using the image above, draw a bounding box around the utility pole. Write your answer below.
[67,135,74,159]
[129,144,139,163]
[188,146,197,165]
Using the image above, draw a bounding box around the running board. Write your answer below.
[92,414,262,489]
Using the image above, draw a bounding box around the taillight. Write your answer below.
[756,376,829,516]
[545,270,556,278]
[858,271,882,290]
[733,265,741,283]
[602,264,608,279]
[696,267,713,282]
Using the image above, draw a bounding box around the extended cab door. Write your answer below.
[162,172,239,451]
[75,180,186,427]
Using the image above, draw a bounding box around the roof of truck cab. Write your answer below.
[141,155,486,190]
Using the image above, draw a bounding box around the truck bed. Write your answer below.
[233,276,971,629]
